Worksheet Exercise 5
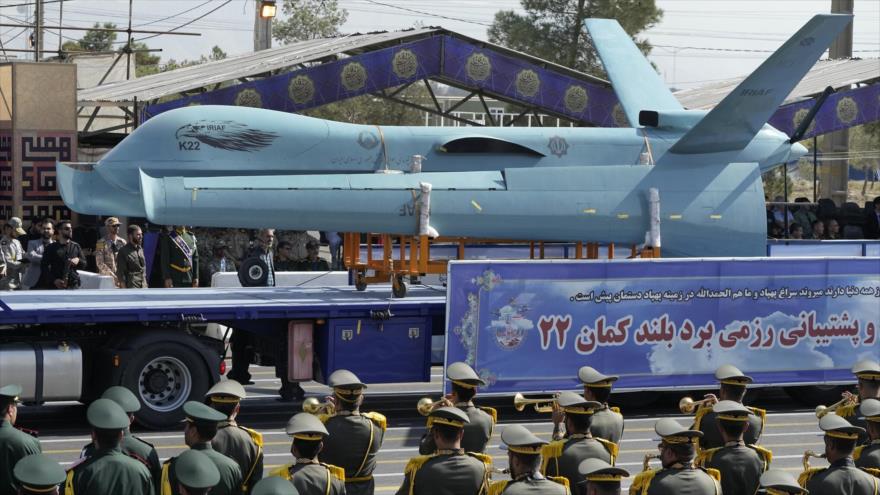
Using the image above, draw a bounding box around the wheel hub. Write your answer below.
[138,356,193,412]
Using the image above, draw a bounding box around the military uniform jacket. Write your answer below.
[803,457,879,495]
[419,402,495,454]
[160,230,199,286]
[488,473,569,495]
[541,434,615,491]
[693,407,764,450]
[64,446,153,495]
[395,449,489,495]
[855,440,880,470]
[116,243,146,288]
[161,442,243,495]
[212,420,264,493]
[270,459,346,495]
[321,411,386,495]
[95,236,126,283]
[81,428,161,482]
[696,441,770,495]
[0,420,42,495]
[590,405,625,444]
[838,403,871,445]
[629,465,720,495]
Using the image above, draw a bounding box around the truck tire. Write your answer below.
[122,341,211,429]
[784,385,851,407]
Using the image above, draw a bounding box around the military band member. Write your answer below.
[251,477,299,495]
[629,418,720,495]
[206,380,264,493]
[1,385,42,495]
[64,399,153,495]
[172,449,221,495]
[691,364,764,450]
[837,360,880,444]
[578,459,628,495]
[319,370,386,495]
[397,407,491,495]
[573,367,624,444]
[695,400,771,495]
[542,392,617,491]
[161,402,243,495]
[420,362,496,455]
[855,398,880,473]
[80,386,160,481]
[488,425,569,495]
[13,455,66,495]
[270,413,345,495]
[759,470,808,494]
[798,414,878,493]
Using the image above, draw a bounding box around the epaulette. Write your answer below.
[126,451,151,469]
[547,476,570,490]
[362,411,387,432]
[237,425,264,448]
[629,469,659,495]
[696,447,721,467]
[747,406,767,424]
[268,464,293,480]
[855,445,866,460]
[610,406,621,414]
[65,456,88,473]
[317,413,333,424]
[596,437,619,463]
[702,467,721,481]
[862,467,880,478]
[836,403,858,418]
[467,451,493,470]
[540,440,565,473]
[16,425,39,438]
[322,463,346,482]
[403,455,433,476]
[478,406,498,424]
[487,480,508,495]
[160,462,172,495]
[797,467,824,488]
[748,444,773,468]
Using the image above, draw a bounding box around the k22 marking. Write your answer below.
[178,141,201,151]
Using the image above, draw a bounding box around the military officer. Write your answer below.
[691,364,764,450]
[855,398,880,472]
[319,370,386,495]
[64,399,153,495]
[205,380,264,493]
[419,362,496,455]
[578,459,629,495]
[13,454,66,495]
[836,360,880,444]
[172,449,221,495]
[798,414,878,493]
[161,225,199,288]
[95,217,126,287]
[269,412,345,495]
[629,418,720,495]
[1,385,42,495]
[759,470,808,494]
[397,407,490,495]
[80,386,160,481]
[488,425,569,495]
[161,402,243,495]
[571,367,624,444]
[251,477,299,495]
[541,392,616,491]
[695,400,771,495]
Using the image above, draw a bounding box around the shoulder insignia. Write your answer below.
[547,476,570,490]
[629,469,658,495]
[132,435,155,449]
[696,447,721,467]
[467,451,493,469]
[404,455,433,476]
[596,437,619,462]
[610,406,621,414]
[797,467,824,488]
[703,467,721,481]
[748,406,767,423]
[268,464,293,480]
[855,445,866,461]
[322,463,346,482]
[862,467,880,478]
[540,440,566,473]
[65,456,88,473]
[748,444,773,466]
[478,406,498,424]
[238,425,264,448]
[317,413,333,424]
[488,480,509,495]
[362,411,388,432]
[126,451,151,468]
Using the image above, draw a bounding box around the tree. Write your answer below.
[272,0,348,44]
[79,22,118,51]
[305,84,431,126]
[132,41,161,77]
[487,0,663,77]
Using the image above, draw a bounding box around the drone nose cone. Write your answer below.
[792,141,809,160]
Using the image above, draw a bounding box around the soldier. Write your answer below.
[116,225,146,288]
[13,454,66,495]
[64,399,153,495]
[553,367,624,444]
[205,380,264,493]
[419,362,496,455]
[691,364,764,450]
[578,459,628,495]
[799,414,879,493]
[488,424,569,494]
[695,400,771,495]
[95,217,126,287]
[161,225,199,288]
[629,418,719,495]
[172,449,221,495]
[160,402,243,495]
[855,398,880,472]
[759,470,808,494]
[541,392,616,490]
[269,413,345,495]
[396,407,490,495]
[319,370,386,495]
[836,360,880,444]
[1,385,42,495]
[80,386,160,481]
[251,477,298,495]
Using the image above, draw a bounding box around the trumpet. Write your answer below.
[678,396,718,414]
[303,397,335,415]
[802,450,826,471]
[490,467,510,476]
[513,393,558,413]
[417,397,450,416]
[643,453,660,471]
[815,391,859,418]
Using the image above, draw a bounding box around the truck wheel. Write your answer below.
[122,342,210,429]
[784,385,851,407]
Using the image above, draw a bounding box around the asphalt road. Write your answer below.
[23,365,832,493]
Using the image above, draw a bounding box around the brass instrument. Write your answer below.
[643,453,660,471]
[678,396,718,414]
[802,450,825,471]
[513,393,558,413]
[490,467,510,475]
[417,397,450,416]
[815,392,859,418]
[303,397,335,415]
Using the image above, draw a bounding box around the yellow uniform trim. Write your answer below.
[798,467,823,488]
[596,437,619,464]
[488,480,508,495]
[610,406,621,414]
[856,445,866,461]
[547,476,570,490]
[353,416,375,480]
[705,467,721,481]
[238,426,264,491]
[696,447,720,467]
[363,411,388,432]
[827,431,860,440]
[64,469,75,495]
[268,464,293,480]
[750,444,773,469]
[629,469,658,495]
[345,475,374,483]
[170,263,191,273]
[479,406,498,424]
[540,440,565,474]
[160,462,172,495]
[404,455,432,495]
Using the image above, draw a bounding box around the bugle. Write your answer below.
[643,453,660,471]
[815,391,859,418]
[802,450,825,471]
[417,397,449,416]
[513,393,558,413]
[679,396,718,414]
[303,397,335,415]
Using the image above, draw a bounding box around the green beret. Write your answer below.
[577,366,618,387]
[446,362,485,388]
[87,398,130,430]
[175,449,220,490]
[251,476,299,495]
[285,412,329,440]
[715,364,753,384]
[13,454,66,492]
[101,386,141,413]
[183,401,227,425]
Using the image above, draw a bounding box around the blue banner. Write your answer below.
[445,258,880,394]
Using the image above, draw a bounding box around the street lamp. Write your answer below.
[259,0,277,19]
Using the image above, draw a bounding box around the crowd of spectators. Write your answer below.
[767,195,880,240]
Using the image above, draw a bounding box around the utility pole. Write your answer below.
[33,0,44,61]
[253,1,272,51]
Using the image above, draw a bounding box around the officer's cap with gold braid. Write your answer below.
[712,400,751,422]
[285,412,329,441]
[577,458,629,485]
[852,360,880,382]
[715,364,753,385]
[819,413,865,440]
[499,424,547,454]
[102,386,142,413]
[427,406,470,429]
[13,454,66,493]
[0,384,22,407]
[204,380,247,404]
[759,469,809,494]
[859,398,880,422]
[556,391,602,415]
[446,362,486,389]
[654,418,703,444]
[328,369,366,402]
[577,366,619,388]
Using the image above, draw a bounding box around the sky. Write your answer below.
[0,0,877,90]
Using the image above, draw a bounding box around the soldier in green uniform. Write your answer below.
[541,392,616,491]
[64,399,153,495]
[695,400,771,495]
[161,226,199,288]
[835,360,880,445]
[419,362,496,455]
[690,364,765,451]
[161,401,243,495]
[855,398,880,473]
[488,425,569,495]
[578,458,628,495]
[578,367,624,444]
[80,386,160,481]
[759,469,808,494]
[629,418,720,495]
[396,407,490,495]
[172,449,221,495]
[251,477,299,495]
[318,369,386,495]
[1,385,42,495]
[205,380,264,493]
[269,412,345,495]
[798,414,879,494]
[13,454,66,495]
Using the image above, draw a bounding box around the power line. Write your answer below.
[358,0,491,27]
[133,0,215,28]
[135,0,233,42]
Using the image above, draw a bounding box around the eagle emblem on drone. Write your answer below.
[175,120,279,152]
